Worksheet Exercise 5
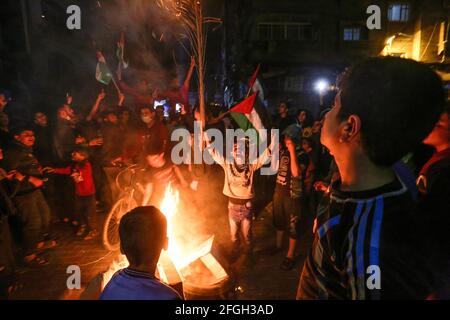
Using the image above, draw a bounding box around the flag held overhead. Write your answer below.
[96,51,113,85]
[116,32,129,70]
[229,92,266,145]
[248,64,260,91]
[229,92,258,115]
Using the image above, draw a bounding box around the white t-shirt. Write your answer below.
[207,146,271,199]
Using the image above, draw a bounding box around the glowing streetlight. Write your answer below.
[314,79,329,106]
[314,79,329,94]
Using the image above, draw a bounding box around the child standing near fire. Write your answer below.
[46,148,98,240]
[204,132,276,261]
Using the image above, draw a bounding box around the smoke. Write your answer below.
[90,0,186,89]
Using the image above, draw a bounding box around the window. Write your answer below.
[258,24,271,41]
[284,76,305,92]
[300,25,313,41]
[343,28,361,41]
[286,25,300,41]
[272,25,285,41]
[258,23,313,41]
[388,3,410,22]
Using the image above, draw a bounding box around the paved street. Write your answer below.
[234,203,312,300]
[10,200,312,300]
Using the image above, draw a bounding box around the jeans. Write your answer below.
[13,189,51,256]
[228,201,253,249]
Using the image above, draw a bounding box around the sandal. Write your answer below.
[37,240,57,251]
[76,225,87,237]
[8,282,23,295]
[83,229,99,241]
[23,255,49,267]
[280,257,295,271]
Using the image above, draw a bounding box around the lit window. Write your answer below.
[388,3,410,22]
[343,28,361,41]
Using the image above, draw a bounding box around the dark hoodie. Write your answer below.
[2,142,43,196]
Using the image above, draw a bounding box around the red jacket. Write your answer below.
[54,161,96,196]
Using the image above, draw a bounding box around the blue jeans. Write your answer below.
[228,201,253,249]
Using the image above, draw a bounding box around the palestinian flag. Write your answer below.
[229,92,267,144]
[95,51,113,85]
[248,68,272,128]
[252,78,267,107]
[248,64,260,91]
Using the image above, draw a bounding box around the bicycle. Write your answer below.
[102,164,147,251]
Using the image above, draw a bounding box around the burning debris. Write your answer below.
[100,183,234,300]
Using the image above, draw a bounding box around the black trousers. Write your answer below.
[272,192,303,240]
[75,194,96,230]
[53,174,75,221]
[91,160,112,212]
[13,190,51,256]
[0,215,15,299]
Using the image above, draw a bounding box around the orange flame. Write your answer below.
[102,183,217,290]
[160,183,184,268]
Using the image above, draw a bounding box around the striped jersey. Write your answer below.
[298,176,434,300]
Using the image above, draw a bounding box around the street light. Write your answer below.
[314,79,329,106]
[314,79,329,94]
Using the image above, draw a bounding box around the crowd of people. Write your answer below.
[1,56,450,300]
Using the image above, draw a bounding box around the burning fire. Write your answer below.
[160,183,183,268]
[159,182,214,270]
[100,182,228,294]
[102,182,186,288]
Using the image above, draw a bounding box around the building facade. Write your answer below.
[1,0,449,116]
[224,0,450,114]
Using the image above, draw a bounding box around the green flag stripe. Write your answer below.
[96,62,112,85]
[230,112,253,131]
[230,112,261,144]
